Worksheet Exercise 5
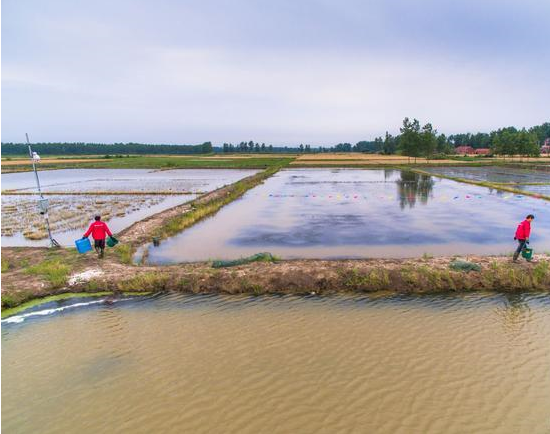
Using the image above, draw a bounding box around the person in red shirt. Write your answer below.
[83,215,113,258]
[513,214,534,262]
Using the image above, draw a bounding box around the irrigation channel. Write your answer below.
[2,292,550,433]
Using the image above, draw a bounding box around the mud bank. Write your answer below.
[2,246,549,310]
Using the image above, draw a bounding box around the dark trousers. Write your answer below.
[513,239,527,260]
[94,239,106,257]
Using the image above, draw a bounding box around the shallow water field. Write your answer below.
[148,169,550,263]
[1,168,257,246]
[1,168,259,193]
[2,292,550,433]
[422,166,550,195]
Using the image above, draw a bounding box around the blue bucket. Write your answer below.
[75,238,92,254]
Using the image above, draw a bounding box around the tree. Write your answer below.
[399,117,422,163]
[382,132,397,155]
[436,134,453,154]
[420,123,437,161]
[261,143,266,152]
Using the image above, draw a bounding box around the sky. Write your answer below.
[2,0,549,145]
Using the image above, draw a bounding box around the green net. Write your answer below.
[212,252,276,268]
[449,260,481,272]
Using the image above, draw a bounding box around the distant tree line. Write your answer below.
[0,142,213,156]
[449,123,550,149]
[218,140,380,154]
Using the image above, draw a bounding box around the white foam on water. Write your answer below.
[2,298,127,324]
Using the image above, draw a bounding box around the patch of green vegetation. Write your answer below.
[114,244,134,265]
[1,258,10,273]
[1,292,112,318]
[25,259,71,288]
[2,155,296,173]
[532,260,549,286]
[341,268,391,291]
[1,291,152,318]
[212,252,277,268]
[117,272,170,291]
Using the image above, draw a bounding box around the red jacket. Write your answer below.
[515,220,531,240]
[84,221,112,240]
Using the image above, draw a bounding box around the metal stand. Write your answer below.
[26,133,60,248]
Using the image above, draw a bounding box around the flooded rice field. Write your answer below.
[1,169,257,246]
[148,169,550,263]
[1,194,193,246]
[2,292,550,433]
[1,168,259,193]
[422,166,550,195]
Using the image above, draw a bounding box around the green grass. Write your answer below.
[1,258,9,273]
[1,291,153,318]
[25,259,71,288]
[114,244,134,265]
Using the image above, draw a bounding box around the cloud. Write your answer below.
[2,0,549,144]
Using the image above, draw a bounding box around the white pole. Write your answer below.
[26,133,59,248]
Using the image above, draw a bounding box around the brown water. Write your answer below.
[2,293,550,433]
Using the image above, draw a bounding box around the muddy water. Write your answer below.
[2,293,550,433]
[148,169,550,263]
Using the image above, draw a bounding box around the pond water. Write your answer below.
[422,166,550,195]
[2,292,550,433]
[148,169,550,263]
[1,169,257,246]
[1,168,259,193]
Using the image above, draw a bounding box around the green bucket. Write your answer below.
[106,236,119,248]
[521,247,533,261]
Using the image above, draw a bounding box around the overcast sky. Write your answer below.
[2,0,549,145]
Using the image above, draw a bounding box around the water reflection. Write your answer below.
[396,171,435,209]
[494,293,533,336]
[146,169,550,263]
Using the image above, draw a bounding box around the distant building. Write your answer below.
[541,144,550,155]
[455,146,475,155]
[475,148,491,155]
[544,138,550,146]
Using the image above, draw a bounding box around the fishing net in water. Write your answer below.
[212,252,276,268]
[449,260,481,272]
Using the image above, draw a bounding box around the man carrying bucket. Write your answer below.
[82,215,113,259]
[513,214,534,262]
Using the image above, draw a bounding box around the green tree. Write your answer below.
[399,117,421,163]
[420,123,437,161]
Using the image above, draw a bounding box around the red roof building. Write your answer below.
[541,144,550,154]
[455,146,475,155]
[475,148,491,155]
